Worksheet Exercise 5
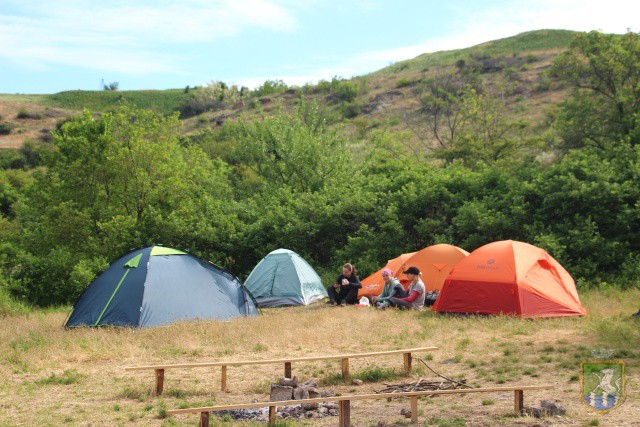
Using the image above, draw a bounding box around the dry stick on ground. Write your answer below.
[415,357,471,389]
[376,358,472,395]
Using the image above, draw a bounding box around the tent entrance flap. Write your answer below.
[94,268,132,326]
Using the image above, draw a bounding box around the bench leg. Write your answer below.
[411,396,418,423]
[284,362,292,378]
[404,352,412,376]
[341,358,349,379]
[514,390,524,414]
[200,411,209,427]
[155,369,164,396]
[269,406,276,425]
[338,400,351,427]
[221,365,227,392]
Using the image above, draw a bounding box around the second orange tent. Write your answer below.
[359,244,469,298]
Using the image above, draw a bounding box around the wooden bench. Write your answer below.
[124,347,437,395]
[167,384,554,426]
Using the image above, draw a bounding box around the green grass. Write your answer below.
[353,366,400,382]
[373,29,578,75]
[42,89,190,115]
[35,369,86,385]
[0,286,31,316]
[425,415,467,426]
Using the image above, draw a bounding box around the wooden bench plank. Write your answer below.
[124,347,438,371]
[166,385,554,415]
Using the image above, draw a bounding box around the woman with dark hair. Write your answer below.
[327,263,361,306]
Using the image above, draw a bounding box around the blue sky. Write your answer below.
[1,0,638,94]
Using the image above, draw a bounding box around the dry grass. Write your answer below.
[1,289,639,426]
[0,96,72,149]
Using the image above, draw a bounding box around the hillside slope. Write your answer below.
[0,29,577,150]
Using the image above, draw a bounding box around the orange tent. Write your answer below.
[432,240,587,318]
[359,252,415,298]
[358,244,469,298]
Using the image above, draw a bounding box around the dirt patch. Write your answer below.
[0,99,72,149]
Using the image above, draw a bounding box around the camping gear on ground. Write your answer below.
[356,296,371,307]
[432,240,587,318]
[244,249,327,307]
[424,290,440,307]
[359,244,469,298]
[66,246,258,327]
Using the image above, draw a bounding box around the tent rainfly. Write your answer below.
[66,246,258,327]
[359,244,469,298]
[432,240,587,318]
[244,249,327,307]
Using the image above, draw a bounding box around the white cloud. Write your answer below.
[0,0,297,74]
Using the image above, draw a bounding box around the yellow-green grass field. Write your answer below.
[1,288,638,426]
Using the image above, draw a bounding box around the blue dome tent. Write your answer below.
[66,246,258,327]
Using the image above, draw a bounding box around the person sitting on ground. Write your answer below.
[371,268,407,308]
[387,266,426,310]
[327,263,361,306]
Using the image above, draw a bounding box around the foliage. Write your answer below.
[233,100,349,193]
[102,81,119,91]
[331,77,359,103]
[180,81,249,117]
[8,106,238,305]
[551,31,640,150]
[0,122,14,135]
[2,30,640,307]
[405,72,527,165]
[252,79,288,97]
[16,109,42,120]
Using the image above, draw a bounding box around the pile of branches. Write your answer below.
[376,358,470,395]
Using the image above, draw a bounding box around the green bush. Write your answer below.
[396,78,415,88]
[16,109,42,120]
[331,78,359,103]
[340,100,361,118]
[252,79,288,97]
[0,123,14,135]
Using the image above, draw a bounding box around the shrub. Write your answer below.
[332,79,359,103]
[316,80,332,94]
[252,79,288,97]
[396,78,415,88]
[16,109,42,120]
[340,100,362,119]
[0,123,14,135]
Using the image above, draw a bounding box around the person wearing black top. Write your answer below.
[327,263,361,306]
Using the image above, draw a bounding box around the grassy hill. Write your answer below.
[374,29,576,74]
[0,29,578,150]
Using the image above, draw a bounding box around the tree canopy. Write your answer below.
[1,32,640,309]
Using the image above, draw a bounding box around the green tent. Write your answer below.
[244,249,327,307]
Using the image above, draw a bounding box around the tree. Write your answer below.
[12,105,237,305]
[235,101,350,192]
[551,31,640,150]
[103,81,119,91]
[404,71,526,166]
